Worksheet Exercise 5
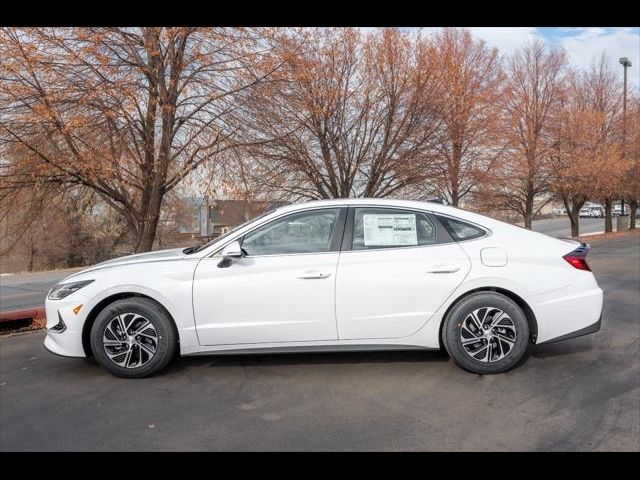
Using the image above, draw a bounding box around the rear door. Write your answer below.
[335,207,471,340]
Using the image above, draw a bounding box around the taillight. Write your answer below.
[563,243,592,271]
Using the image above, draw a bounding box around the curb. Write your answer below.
[0,307,45,324]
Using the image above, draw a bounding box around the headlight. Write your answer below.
[48,280,94,300]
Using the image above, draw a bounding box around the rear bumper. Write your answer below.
[536,313,601,345]
[533,285,603,344]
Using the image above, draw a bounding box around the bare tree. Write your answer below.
[430,28,505,206]
[626,94,640,229]
[236,28,443,200]
[575,54,624,232]
[0,27,275,252]
[486,40,566,229]
[550,71,622,237]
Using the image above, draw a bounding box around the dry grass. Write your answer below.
[0,316,46,336]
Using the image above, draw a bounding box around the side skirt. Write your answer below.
[182,343,439,357]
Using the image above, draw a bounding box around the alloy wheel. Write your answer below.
[459,307,517,363]
[102,313,158,369]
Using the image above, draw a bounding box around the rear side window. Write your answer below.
[436,215,486,241]
[351,208,450,250]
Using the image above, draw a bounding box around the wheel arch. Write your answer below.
[81,292,177,357]
[438,287,538,349]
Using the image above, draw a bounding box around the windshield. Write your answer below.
[184,207,279,254]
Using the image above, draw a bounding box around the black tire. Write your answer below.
[442,292,530,374]
[90,297,177,378]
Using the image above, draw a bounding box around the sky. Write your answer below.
[411,27,640,90]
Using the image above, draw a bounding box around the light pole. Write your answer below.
[619,57,632,219]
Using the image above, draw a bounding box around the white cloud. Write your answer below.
[410,27,542,56]
[359,27,639,90]
[558,28,639,90]
[466,27,541,56]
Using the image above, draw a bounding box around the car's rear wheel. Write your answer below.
[90,297,177,378]
[442,292,530,374]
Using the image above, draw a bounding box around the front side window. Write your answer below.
[242,208,341,256]
[352,208,440,250]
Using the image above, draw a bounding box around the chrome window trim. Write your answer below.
[206,203,492,258]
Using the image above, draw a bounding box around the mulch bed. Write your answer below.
[0,316,46,336]
[578,228,640,242]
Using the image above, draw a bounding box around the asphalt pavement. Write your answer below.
[0,268,83,313]
[0,233,638,451]
[530,217,614,238]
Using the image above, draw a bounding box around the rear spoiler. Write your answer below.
[571,242,591,256]
[559,239,591,254]
[558,237,581,245]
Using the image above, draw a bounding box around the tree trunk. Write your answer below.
[28,231,34,272]
[450,189,460,207]
[524,196,534,230]
[630,199,638,230]
[604,198,613,233]
[568,212,580,237]
[562,196,584,237]
[450,143,461,207]
[134,193,163,253]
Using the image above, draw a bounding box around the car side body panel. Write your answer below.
[43,198,604,360]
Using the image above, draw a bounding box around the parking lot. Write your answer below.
[1,233,638,451]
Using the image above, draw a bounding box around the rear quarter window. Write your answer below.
[436,215,487,241]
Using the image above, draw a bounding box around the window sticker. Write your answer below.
[363,214,417,246]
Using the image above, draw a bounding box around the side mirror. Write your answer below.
[221,241,243,259]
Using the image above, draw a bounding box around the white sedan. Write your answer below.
[44,199,603,378]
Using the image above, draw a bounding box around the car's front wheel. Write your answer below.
[442,292,530,374]
[90,297,177,378]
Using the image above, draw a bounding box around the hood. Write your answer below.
[64,247,187,280]
[96,247,186,267]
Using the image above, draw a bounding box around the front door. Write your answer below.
[193,207,346,345]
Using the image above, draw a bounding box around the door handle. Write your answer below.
[426,266,460,274]
[297,272,332,279]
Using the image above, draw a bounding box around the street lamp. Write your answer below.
[619,57,632,218]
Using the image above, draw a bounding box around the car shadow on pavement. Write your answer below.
[163,349,451,373]
[530,339,595,359]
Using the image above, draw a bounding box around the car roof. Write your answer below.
[262,198,518,235]
[274,198,477,219]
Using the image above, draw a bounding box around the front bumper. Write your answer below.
[43,297,88,358]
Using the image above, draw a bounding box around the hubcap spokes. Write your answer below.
[460,307,516,363]
[103,313,158,369]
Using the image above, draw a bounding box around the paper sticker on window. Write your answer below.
[363,214,417,246]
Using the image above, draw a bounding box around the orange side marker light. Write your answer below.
[72,304,83,315]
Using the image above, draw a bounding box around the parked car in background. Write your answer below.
[44,199,604,378]
[579,207,594,218]
[553,207,567,216]
[613,204,631,217]
[589,206,604,218]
